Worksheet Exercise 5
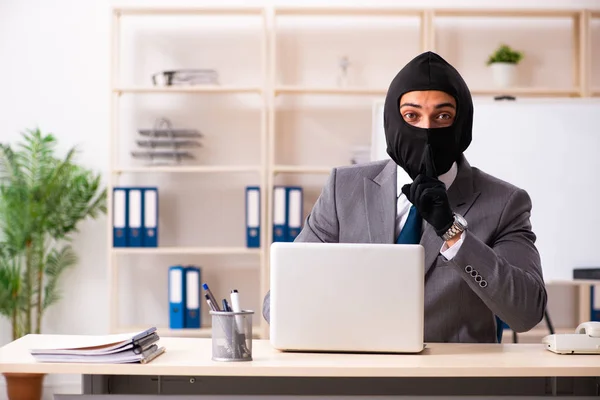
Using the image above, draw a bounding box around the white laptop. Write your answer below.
[269,242,425,353]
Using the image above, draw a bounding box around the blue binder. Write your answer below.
[245,186,260,248]
[185,266,201,328]
[272,186,287,242]
[591,285,600,321]
[169,265,186,329]
[286,186,303,242]
[127,188,143,247]
[112,187,128,247]
[142,187,158,247]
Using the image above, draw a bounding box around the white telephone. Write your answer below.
[543,321,600,354]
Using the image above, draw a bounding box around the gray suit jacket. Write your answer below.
[263,156,547,343]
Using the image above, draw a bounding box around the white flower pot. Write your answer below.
[490,62,518,88]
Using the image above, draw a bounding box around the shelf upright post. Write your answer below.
[574,10,591,97]
[108,7,122,334]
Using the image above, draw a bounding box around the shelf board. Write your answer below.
[275,86,386,96]
[115,7,264,16]
[470,87,580,97]
[275,86,580,98]
[434,9,580,18]
[546,279,600,286]
[114,326,261,338]
[273,165,334,174]
[274,7,422,17]
[113,165,262,174]
[113,86,262,94]
[111,247,262,255]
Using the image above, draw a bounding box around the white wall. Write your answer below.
[1,0,599,397]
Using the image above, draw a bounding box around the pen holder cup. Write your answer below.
[210,310,254,362]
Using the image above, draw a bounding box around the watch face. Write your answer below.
[455,213,468,229]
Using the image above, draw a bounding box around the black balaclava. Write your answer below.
[383,51,473,180]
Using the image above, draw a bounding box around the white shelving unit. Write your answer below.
[108,6,269,338]
[108,6,600,340]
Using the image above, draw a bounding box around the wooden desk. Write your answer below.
[1,335,599,396]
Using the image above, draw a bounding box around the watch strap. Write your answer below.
[442,215,466,241]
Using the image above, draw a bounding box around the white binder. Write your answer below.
[286,187,303,242]
[128,189,142,246]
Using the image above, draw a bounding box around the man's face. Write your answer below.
[399,90,456,129]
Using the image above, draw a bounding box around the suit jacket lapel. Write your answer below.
[422,155,481,276]
[364,160,397,244]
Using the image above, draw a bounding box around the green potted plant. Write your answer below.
[486,44,524,88]
[0,128,106,400]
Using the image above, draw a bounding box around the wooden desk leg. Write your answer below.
[2,373,45,400]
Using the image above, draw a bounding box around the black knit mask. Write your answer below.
[383,51,473,180]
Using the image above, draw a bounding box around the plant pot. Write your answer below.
[489,62,517,88]
[3,373,45,400]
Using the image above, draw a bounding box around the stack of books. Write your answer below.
[29,327,165,364]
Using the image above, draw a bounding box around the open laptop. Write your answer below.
[269,242,425,353]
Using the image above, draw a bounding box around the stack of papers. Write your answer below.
[30,327,165,364]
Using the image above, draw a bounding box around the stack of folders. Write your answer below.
[244,185,303,247]
[113,186,159,248]
[29,327,164,364]
[169,265,203,329]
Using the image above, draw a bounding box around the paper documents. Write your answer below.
[30,327,165,364]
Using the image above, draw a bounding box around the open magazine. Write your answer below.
[29,327,165,364]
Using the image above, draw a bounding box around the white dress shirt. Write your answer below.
[396,163,464,260]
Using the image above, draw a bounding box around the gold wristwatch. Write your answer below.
[442,213,468,241]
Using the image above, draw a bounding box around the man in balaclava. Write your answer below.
[263,51,547,343]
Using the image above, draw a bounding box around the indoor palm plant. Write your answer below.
[486,44,524,88]
[0,128,106,400]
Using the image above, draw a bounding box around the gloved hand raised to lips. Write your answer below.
[402,145,455,238]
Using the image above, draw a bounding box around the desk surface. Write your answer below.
[0,335,599,378]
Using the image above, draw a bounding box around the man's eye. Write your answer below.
[404,112,417,119]
[437,113,452,120]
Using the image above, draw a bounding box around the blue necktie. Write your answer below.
[396,205,422,244]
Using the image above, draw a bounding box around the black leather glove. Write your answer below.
[401,147,454,238]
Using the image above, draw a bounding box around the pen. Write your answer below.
[229,290,250,358]
[204,294,217,311]
[203,283,221,311]
[230,289,241,311]
[230,289,244,331]
[222,299,232,312]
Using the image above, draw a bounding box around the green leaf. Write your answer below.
[43,245,78,310]
[487,44,524,65]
